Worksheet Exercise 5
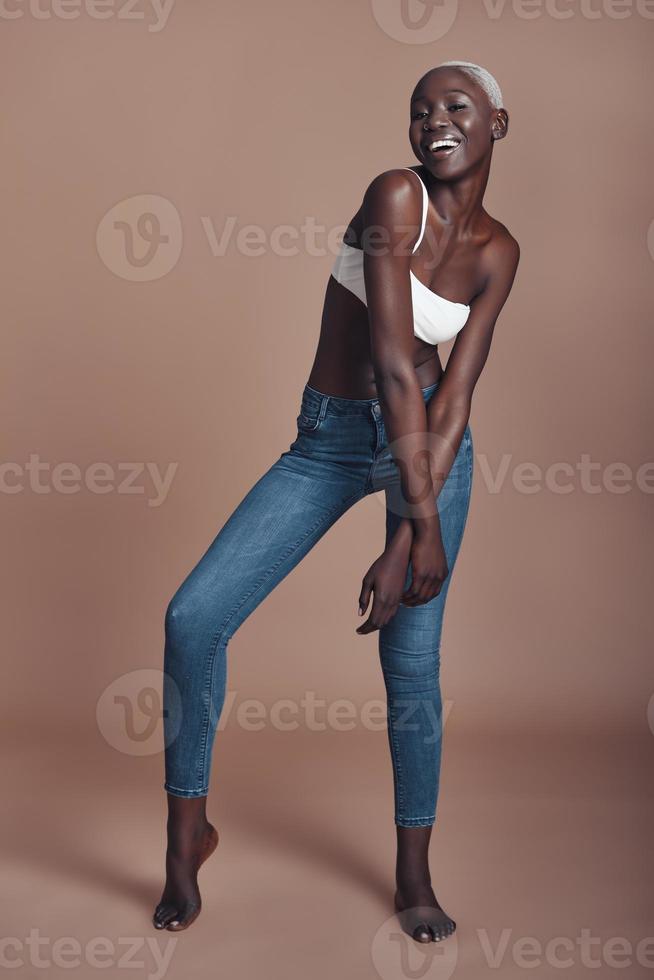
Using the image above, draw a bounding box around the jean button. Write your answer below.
[372,403,381,417]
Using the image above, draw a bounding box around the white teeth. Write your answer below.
[429,138,460,150]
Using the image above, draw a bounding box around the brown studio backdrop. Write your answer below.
[2,5,653,977]
[2,2,653,742]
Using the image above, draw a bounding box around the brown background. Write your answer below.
[2,2,653,978]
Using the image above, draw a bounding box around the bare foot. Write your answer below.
[394,824,456,944]
[153,794,219,932]
[394,884,456,944]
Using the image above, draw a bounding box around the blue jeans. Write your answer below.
[163,379,473,827]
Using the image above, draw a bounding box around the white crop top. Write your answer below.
[331,168,471,345]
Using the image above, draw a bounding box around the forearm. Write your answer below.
[390,396,470,547]
[424,395,470,501]
[375,371,437,529]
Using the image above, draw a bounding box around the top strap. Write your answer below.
[402,168,428,254]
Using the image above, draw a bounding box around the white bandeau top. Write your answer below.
[331,167,471,345]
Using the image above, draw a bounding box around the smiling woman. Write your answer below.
[154,60,520,947]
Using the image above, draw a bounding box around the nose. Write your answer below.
[423,111,450,132]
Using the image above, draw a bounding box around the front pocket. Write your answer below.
[296,411,321,432]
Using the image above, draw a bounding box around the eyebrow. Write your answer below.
[411,89,470,103]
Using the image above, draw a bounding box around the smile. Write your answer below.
[425,137,462,157]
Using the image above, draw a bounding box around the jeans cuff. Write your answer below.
[395,815,435,828]
[164,782,209,799]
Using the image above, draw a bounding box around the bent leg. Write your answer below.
[163,450,365,797]
[379,427,474,827]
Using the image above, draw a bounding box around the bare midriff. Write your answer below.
[306,273,443,399]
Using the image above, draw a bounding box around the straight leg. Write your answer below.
[163,448,365,797]
[380,424,473,943]
[378,424,474,827]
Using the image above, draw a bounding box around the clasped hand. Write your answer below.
[356,516,448,635]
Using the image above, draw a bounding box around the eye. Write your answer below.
[448,102,467,112]
[412,111,428,120]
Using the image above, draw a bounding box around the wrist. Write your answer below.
[412,512,441,540]
[387,518,413,553]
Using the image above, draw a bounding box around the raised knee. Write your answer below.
[164,589,201,648]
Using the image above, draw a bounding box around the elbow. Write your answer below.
[430,392,472,428]
[372,360,420,396]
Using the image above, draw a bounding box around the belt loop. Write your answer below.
[318,394,329,422]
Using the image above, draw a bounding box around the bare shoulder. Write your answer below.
[481,215,520,282]
[364,167,422,198]
[361,168,423,222]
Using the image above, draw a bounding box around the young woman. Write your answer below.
[153,61,519,944]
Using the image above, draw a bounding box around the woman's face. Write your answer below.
[408,68,505,178]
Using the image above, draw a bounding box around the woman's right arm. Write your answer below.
[362,169,439,533]
[359,170,447,615]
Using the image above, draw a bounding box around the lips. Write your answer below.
[423,136,462,157]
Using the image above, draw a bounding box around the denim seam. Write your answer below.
[386,700,405,821]
[164,782,209,798]
[196,486,365,791]
[396,815,435,827]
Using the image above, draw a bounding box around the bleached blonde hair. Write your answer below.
[434,60,504,110]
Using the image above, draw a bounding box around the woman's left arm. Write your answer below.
[425,231,520,502]
[357,231,520,631]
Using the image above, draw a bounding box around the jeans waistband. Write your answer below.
[303,379,440,417]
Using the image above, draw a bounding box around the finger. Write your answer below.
[402,573,426,603]
[356,593,389,634]
[356,616,379,634]
[417,577,439,604]
[383,602,400,626]
[358,577,373,616]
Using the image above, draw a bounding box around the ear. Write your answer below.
[491,108,509,142]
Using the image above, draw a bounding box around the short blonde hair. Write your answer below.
[434,60,504,109]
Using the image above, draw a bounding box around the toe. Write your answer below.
[412,923,433,943]
[167,903,200,931]
[153,904,179,930]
